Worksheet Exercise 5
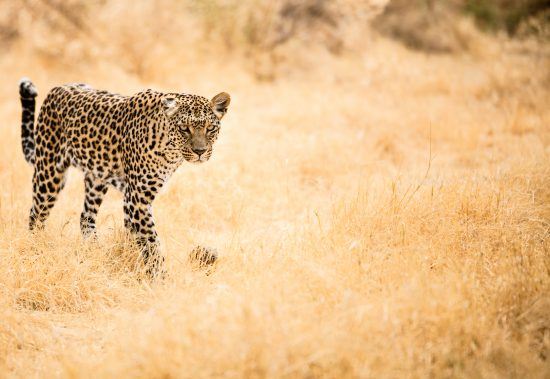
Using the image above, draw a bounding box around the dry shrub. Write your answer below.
[194,0,387,52]
[373,0,485,53]
[0,0,20,46]
[2,0,387,81]
[192,0,388,80]
[5,0,98,65]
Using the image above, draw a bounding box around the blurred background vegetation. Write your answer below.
[0,0,547,81]
[375,0,549,53]
[464,0,549,33]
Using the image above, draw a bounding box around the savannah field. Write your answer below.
[0,1,549,378]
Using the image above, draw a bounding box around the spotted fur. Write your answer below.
[19,78,230,277]
[19,78,38,165]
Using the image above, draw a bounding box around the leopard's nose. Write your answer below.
[192,148,206,156]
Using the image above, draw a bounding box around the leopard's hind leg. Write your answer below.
[29,160,68,231]
[28,96,69,231]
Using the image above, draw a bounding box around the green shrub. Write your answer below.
[464,0,550,34]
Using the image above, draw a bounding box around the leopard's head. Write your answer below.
[163,92,230,163]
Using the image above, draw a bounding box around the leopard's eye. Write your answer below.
[181,126,190,134]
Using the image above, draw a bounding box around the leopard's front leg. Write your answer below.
[123,180,165,278]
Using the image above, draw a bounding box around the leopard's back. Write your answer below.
[38,84,129,176]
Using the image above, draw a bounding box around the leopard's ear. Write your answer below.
[163,96,180,117]
[211,92,230,119]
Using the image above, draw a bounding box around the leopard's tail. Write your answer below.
[19,78,38,165]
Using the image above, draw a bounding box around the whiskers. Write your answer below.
[181,147,212,164]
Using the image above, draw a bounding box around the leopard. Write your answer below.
[18,78,230,277]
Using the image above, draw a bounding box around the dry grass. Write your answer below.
[0,1,549,378]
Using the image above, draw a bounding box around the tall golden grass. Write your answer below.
[0,1,549,377]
